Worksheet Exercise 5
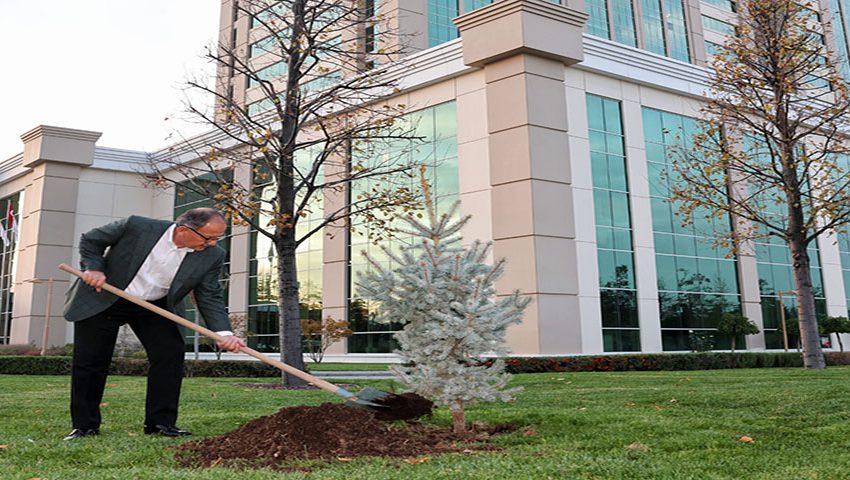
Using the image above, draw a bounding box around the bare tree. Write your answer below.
[147,0,423,384]
[669,0,850,368]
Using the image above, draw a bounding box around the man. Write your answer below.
[62,208,245,440]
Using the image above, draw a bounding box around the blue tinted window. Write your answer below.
[428,0,460,47]
[643,107,741,350]
[348,102,458,353]
[588,95,640,351]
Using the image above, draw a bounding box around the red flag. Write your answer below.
[6,203,17,243]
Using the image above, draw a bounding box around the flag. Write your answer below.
[6,203,17,243]
[0,217,7,248]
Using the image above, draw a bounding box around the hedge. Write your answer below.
[1,352,849,376]
[0,356,280,377]
[490,352,850,373]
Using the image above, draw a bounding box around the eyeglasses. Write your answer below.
[180,224,221,243]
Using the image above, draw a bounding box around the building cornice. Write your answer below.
[454,0,587,31]
[19,125,102,145]
[0,154,28,186]
[92,147,152,173]
[579,34,710,98]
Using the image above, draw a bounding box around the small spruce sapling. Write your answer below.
[357,166,530,433]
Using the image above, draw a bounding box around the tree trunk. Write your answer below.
[788,238,825,368]
[730,336,736,354]
[277,238,307,385]
[451,400,466,434]
[838,335,844,352]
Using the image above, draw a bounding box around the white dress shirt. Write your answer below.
[126,224,191,301]
[125,224,232,336]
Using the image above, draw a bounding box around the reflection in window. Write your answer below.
[837,155,850,321]
[634,0,690,61]
[701,15,735,35]
[830,0,850,80]
[248,146,325,353]
[0,193,21,345]
[174,172,233,352]
[349,101,458,353]
[428,0,493,47]
[587,94,640,352]
[643,107,742,351]
[756,236,826,349]
[701,0,735,12]
[428,0,460,47]
[585,0,690,62]
[585,0,638,48]
[745,137,828,349]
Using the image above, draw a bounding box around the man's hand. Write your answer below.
[216,335,246,353]
[82,270,107,293]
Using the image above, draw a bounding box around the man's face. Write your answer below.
[178,219,227,251]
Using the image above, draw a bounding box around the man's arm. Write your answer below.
[79,217,131,272]
[78,217,131,292]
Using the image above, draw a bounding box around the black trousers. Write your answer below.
[70,297,185,430]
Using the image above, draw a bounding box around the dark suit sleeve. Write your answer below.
[78,217,131,272]
[193,251,231,332]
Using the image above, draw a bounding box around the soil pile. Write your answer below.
[176,402,511,470]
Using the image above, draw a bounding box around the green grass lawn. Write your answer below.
[2,368,850,479]
[305,362,393,371]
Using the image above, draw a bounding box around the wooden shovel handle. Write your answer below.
[58,263,347,397]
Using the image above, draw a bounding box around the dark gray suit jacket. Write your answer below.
[63,215,231,332]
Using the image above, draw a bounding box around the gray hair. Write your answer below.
[175,208,226,229]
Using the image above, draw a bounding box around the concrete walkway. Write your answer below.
[311,370,397,380]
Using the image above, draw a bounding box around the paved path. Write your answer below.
[311,370,397,380]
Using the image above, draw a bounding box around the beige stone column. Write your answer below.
[322,153,350,355]
[10,126,100,348]
[383,0,429,56]
[227,162,253,323]
[456,0,587,355]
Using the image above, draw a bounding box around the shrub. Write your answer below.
[0,356,281,377]
[0,344,41,356]
[485,352,810,373]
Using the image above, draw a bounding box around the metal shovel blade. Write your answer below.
[344,387,393,409]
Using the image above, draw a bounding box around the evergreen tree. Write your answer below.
[358,167,530,433]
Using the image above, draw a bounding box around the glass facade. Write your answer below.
[610,0,638,47]
[839,234,850,319]
[428,0,460,47]
[0,193,21,345]
[348,101,458,353]
[248,61,287,88]
[428,0,493,47]
[755,236,826,350]
[588,0,692,61]
[173,174,233,352]
[830,0,850,80]
[587,95,641,352]
[701,15,735,35]
[586,0,611,38]
[744,138,828,350]
[837,155,850,319]
[584,0,641,49]
[248,147,325,353]
[643,108,742,351]
[640,0,690,61]
[701,0,735,12]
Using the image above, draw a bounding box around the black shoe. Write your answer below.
[143,424,192,437]
[63,428,99,441]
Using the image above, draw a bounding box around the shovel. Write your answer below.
[58,263,406,414]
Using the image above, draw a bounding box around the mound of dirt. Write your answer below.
[175,402,512,471]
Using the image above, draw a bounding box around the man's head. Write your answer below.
[173,208,227,251]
